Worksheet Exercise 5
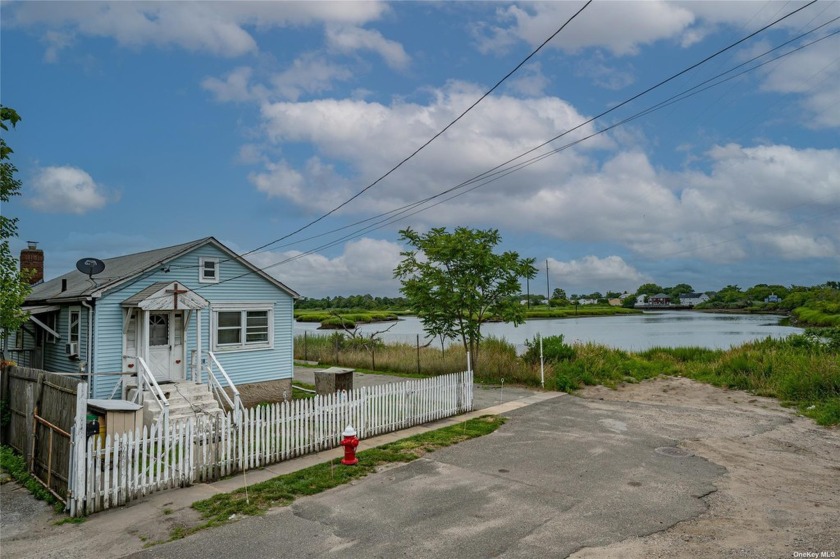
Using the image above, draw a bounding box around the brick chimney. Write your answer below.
[20,241,44,285]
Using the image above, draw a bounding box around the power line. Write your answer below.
[246,11,840,261]
[198,13,835,292]
[142,1,828,301]
[237,0,593,257]
[167,0,593,274]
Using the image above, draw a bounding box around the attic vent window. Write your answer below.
[199,257,219,284]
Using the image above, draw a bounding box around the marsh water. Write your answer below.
[295,311,803,352]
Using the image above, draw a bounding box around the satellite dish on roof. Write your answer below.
[76,258,106,277]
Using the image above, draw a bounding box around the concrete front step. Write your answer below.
[138,382,227,424]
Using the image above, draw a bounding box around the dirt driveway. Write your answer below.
[571,377,840,558]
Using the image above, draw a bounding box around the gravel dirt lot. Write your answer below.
[570,376,840,559]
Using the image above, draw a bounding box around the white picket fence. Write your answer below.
[67,370,473,516]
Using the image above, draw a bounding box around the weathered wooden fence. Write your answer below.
[0,365,80,502]
[68,370,473,516]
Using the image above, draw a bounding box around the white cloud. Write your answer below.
[8,1,391,59]
[27,166,112,214]
[749,232,836,260]
[248,237,404,297]
[269,54,355,101]
[507,62,550,97]
[202,66,260,103]
[547,255,650,294]
[475,1,695,56]
[326,24,410,70]
[575,53,635,90]
[756,36,840,128]
[256,81,608,214]
[249,160,307,202]
[203,55,356,103]
[250,74,838,267]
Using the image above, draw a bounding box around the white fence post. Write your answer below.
[72,371,471,514]
[68,382,88,516]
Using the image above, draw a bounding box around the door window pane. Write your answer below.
[149,314,169,346]
[174,313,183,346]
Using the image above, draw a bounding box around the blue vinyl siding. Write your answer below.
[89,243,295,399]
[40,306,90,375]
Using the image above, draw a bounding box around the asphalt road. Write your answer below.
[128,395,724,559]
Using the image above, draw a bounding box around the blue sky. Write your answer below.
[2,1,838,298]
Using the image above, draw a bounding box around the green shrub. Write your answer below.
[523,335,575,364]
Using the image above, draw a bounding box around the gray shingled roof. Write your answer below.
[26,237,299,303]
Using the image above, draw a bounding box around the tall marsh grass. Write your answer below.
[294,330,840,425]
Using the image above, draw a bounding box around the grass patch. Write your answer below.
[190,415,505,526]
[291,380,317,400]
[524,306,641,319]
[0,445,62,512]
[53,516,87,525]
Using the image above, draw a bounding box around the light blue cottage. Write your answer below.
[11,237,299,420]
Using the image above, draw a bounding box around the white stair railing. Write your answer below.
[120,355,170,427]
[202,351,242,423]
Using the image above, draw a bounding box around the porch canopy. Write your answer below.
[121,282,209,382]
[21,304,61,340]
[121,282,208,311]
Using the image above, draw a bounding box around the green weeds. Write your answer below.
[0,445,63,512]
[190,416,505,525]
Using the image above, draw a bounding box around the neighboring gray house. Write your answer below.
[5,237,299,419]
[679,292,710,307]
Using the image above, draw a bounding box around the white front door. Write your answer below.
[147,312,185,382]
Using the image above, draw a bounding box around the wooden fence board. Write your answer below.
[1,366,80,500]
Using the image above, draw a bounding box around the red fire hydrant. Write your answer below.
[340,425,359,465]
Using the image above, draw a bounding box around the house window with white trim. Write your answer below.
[69,309,81,345]
[45,312,58,343]
[199,257,219,283]
[212,304,273,351]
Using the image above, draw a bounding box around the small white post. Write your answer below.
[195,308,203,384]
[540,334,545,388]
[69,382,88,516]
[466,351,472,375]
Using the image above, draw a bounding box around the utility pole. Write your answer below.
[526,277,530,309]
[546,259,550,303]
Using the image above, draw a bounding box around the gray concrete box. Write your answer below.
[314,367,354,395]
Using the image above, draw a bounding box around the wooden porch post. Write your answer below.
[141,309,150,363]
[195,308,202,384]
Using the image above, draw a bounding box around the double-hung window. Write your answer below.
[45,312,58,343]
[199,257,219,283]
[69,309,81,345]
[212,303,273,351]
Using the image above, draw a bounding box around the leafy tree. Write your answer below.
[394,227,537,373]
[716,284,744,303]
[636,283,663,295]
[552,288,567,300]
[0,105,31,342]
[745,284,789,303]
[669,283,694,297]
[621,295,638,308]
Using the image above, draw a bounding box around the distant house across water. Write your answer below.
[679,292,710,307]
